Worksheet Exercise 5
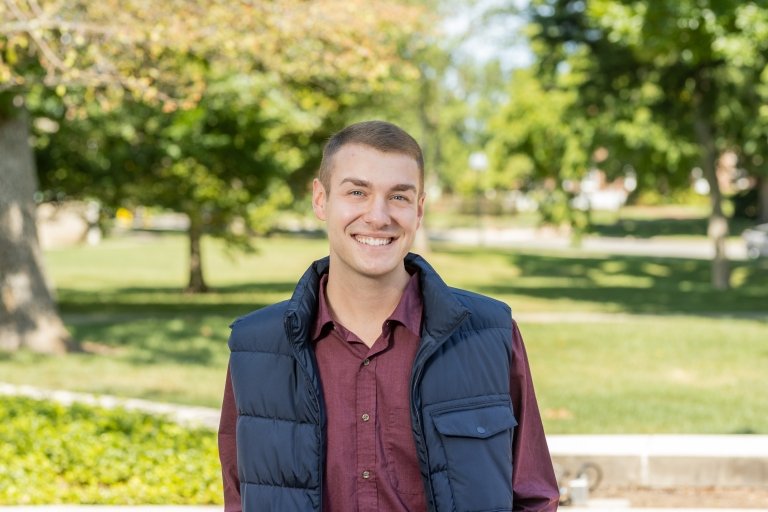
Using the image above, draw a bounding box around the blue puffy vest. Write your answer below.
[228,254,517,511]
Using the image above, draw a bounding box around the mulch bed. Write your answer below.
[590,485,768,508]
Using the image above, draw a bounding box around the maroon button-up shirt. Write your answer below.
[218,271,559,512]
[313,272,426,511]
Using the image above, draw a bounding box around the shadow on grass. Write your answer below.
[57,281,296,316]
[588,215,756,239]
[64,317,230,366]
[58,252,768,319]
[441,246,768,315]
[61,310,248,366]
[55,282,298,366]
[51,249,768,368]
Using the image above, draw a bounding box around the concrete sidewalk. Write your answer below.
[549,434,768,488]
[0,383,220,431]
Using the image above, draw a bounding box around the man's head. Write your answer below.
[317,120,424,194]
[312,120,425,284]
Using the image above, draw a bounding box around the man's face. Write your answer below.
[312,143,424,283]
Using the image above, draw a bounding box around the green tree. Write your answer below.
[488,67,593,231]
[32,75,332,293]
[523,0,768,289]
[0,0,426,352]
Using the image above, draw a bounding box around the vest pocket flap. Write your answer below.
[433,404,517,439]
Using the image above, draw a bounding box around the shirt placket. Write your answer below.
[356,353,378,511]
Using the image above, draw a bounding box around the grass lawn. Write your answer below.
[524,317,768,434]
[1,231,767,433]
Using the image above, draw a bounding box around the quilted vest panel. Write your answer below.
[229,301,324,512]
[414,288,516,512]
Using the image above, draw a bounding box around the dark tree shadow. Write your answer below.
[588,215,757,239]
[439,246,768,316]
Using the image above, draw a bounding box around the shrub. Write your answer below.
[0,396,222,505]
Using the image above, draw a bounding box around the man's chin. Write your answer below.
[351,257,407,281]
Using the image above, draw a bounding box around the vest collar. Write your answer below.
[404,253,470,342]
[284,254,470,346]
[284,256,329,345]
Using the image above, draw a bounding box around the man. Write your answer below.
[218,120,559,511]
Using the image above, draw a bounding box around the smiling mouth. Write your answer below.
[354,235,393,246]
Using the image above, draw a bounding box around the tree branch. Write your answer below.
[4,0,69,74]
[0,18,116,35]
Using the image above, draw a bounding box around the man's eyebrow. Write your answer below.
[338,178,417,193]
[339,178,371,187]
[391,183,418,193]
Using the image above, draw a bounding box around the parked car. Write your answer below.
[742,223,768,259]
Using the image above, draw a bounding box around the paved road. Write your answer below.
[430,227,749,260]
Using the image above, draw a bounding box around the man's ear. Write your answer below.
[312,178,327,221]
[416,193,426,229]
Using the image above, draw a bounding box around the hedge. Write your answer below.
[0,396,222,505]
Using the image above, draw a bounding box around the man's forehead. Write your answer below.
[333,142,414,160]
[326,143,423,191]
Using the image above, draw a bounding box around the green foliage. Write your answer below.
[3,0,432,297]
[0,396,220,505]
[31,73,320,248]
[489,68,588,184]
[527,0,768,181]
[502,0,768,287]
[1,1,427,109]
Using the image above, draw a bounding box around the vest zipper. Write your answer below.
[285,312,325,511]
[410,337,435,509]
[411,310,470,511]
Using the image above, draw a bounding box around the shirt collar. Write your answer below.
[312,273,335,342]
[311,271,423,342]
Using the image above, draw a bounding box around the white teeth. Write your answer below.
[355,236,392,246]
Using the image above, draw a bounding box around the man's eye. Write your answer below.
[349,190,364,196]
[392,194,409,201]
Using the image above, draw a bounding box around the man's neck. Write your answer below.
[325,266,410,347]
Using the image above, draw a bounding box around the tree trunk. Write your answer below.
[693,95,730,290]
[759,176,768,223]
[413,63,435,256]
[185,214,209,293]
[0,103,72,353]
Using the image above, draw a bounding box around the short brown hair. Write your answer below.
[317,120,424,192]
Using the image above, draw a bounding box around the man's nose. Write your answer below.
[362,196,391,226]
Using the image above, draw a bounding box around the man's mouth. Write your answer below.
[354,235,393,246]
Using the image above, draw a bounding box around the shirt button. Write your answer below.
[362,470,371,479]
[476,426,487,434]
[361,413,370,422]
[362,358,371,366]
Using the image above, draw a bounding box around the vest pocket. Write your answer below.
[430,400,517,512]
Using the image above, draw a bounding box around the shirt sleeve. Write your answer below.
[509,320,560,511]
[218,364,242,512]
